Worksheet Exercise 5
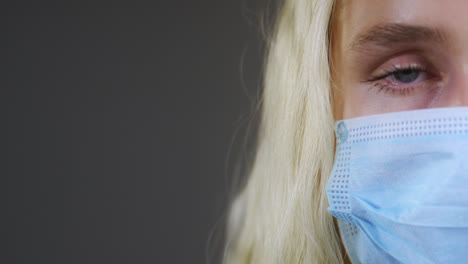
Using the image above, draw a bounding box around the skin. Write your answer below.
[331,3,468,261]
[332,0,468,120]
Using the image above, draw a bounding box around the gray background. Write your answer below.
[5,1,268,263]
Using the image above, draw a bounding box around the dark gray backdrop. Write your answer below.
[5,1,266,263]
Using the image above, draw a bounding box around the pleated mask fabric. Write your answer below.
[327,107,468,264]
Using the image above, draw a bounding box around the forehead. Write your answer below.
[337,0,468,49]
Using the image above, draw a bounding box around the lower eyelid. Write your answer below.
[369,79,438,96]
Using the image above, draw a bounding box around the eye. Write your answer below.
[365,65,428,84]
[389,68,422,83]
[362,63,439,96]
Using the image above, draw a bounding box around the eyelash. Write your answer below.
[364,65,427,95]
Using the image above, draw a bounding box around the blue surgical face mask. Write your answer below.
[326,107,468,264]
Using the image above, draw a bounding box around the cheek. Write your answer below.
[341,82,443,120]
[332,81,345,121]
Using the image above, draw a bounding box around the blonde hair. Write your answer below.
[224,0,346,263]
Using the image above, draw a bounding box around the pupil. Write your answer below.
[394,69,419,83]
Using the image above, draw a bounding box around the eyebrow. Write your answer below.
[349,23,447,52]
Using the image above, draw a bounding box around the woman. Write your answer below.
[225,0,468,263]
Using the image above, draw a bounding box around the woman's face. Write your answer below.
[332,0,468,120]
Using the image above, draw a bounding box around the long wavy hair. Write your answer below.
[223,0,347,263]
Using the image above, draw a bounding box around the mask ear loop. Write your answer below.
[327,0,344,123]
[333,217,353,264]
[328,2,351,263]
[330,120,352,263]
